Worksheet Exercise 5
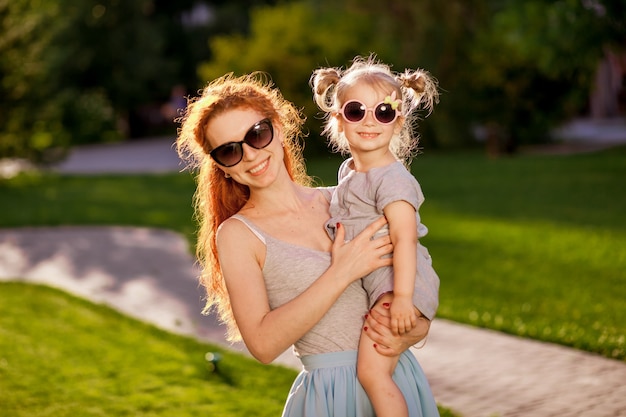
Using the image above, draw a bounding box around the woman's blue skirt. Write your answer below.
[282,350,439,417]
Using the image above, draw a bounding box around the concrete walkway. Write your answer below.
[2,124,626,417]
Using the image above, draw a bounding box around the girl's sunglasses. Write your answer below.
[209,118,274,167]
[339,100,399,125]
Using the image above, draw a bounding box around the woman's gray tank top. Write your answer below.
[231,214,369,357]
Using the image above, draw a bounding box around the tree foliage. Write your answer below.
[466,0,624,152]
[2,0,624,162]
[0,0,198,162]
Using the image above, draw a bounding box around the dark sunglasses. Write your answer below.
[339,100,399,125]
[209,118,274,167]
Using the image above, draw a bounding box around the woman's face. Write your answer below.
[204,108,285,188]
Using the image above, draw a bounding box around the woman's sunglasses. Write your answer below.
[209,118,274,167]
[339,100,399,125]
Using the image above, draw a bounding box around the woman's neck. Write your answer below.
[240,178,332,252]
[243,177,312,218]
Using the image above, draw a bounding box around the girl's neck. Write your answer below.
[351,148,397,172]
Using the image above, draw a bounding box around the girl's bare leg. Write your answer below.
[357,299,408,417]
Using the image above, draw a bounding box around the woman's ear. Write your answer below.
[214,164,230,178]
[273,122,286,147]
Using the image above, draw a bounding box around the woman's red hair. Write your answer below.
[176,73,309,341]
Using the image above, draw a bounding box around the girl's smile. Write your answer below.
[358,131,382,139]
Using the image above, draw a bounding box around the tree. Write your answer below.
[467,0,626,153]
[0,0,200,162]
[1,1,111,161]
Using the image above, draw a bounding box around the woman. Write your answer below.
[176,72,437,416]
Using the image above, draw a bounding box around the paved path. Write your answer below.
[52,136,186,174]
[2,123,626,416]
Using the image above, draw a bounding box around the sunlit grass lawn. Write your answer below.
[409,148,626,360]
[0,145,624,363]
[0,281,296,417]
[0,282,457,417]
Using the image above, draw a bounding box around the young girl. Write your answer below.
[311,55,440,417]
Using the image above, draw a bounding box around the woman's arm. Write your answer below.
[218,216,393,364]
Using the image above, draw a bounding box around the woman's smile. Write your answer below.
[249,157,270,175]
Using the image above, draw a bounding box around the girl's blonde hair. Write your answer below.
[310,54,439,163]
[176,72,310,342]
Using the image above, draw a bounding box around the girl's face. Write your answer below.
[204,108,285,189]
[337,82,402,158]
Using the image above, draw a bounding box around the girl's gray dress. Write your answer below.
[325,158,440,320]
[230,209,439,417]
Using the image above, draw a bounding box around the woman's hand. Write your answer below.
[364,293,430,356]
[330,216,393,285]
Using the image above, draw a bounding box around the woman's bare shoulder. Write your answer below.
[217,216,258,244]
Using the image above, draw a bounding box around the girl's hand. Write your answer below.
[365,294,430,357]
[330,216,393,285]
[389,296,418,335]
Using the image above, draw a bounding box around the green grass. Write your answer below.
[0,282,297,417]
[0,172,198,242]
[0,282,457,417]
[0,147,624,364]
[408,148,626,360]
